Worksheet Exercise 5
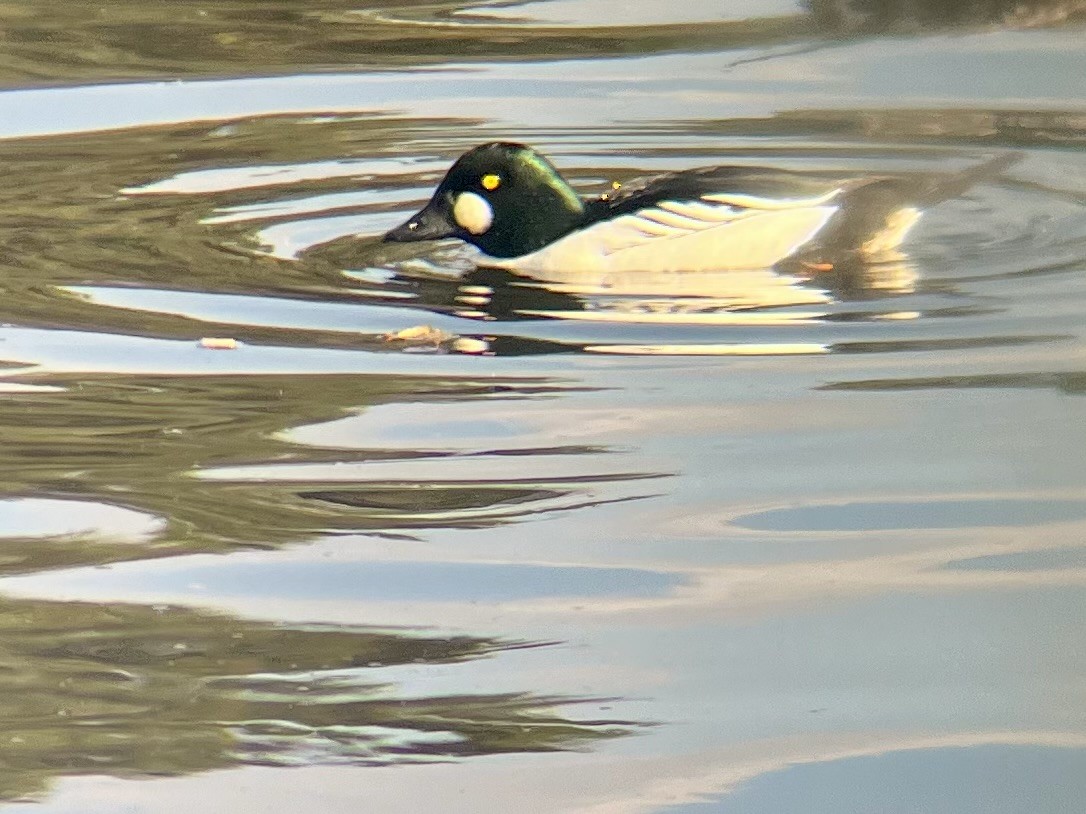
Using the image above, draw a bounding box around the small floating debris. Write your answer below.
[198,337,239,350]
[380,325,493,355]
[381,324,454,345]
[451,337,491,355]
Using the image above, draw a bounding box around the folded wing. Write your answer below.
[495,187,843,274]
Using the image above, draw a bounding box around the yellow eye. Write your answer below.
[481,174,501,191]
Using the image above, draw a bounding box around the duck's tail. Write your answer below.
[808,151,1022,262]
[915,151,1023,205]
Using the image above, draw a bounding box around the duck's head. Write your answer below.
[384,142,585,259]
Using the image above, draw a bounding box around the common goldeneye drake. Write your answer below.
[384,142,1019,274]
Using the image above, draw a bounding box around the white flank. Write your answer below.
[488,195,840,275]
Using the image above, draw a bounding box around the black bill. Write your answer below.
[384,199,457,243]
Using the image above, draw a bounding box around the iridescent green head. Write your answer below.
[384,142,585,259]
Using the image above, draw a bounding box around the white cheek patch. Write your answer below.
[452,191,494,235]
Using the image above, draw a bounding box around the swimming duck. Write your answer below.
[384,142,1018,274]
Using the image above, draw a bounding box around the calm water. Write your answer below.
[0,1,1083,811]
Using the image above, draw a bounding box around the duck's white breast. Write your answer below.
[486,196,840,275]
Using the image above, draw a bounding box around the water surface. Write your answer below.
[0,1,1082,811]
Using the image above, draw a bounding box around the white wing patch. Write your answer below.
[489,189,843,275]
[703,188,840,210]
